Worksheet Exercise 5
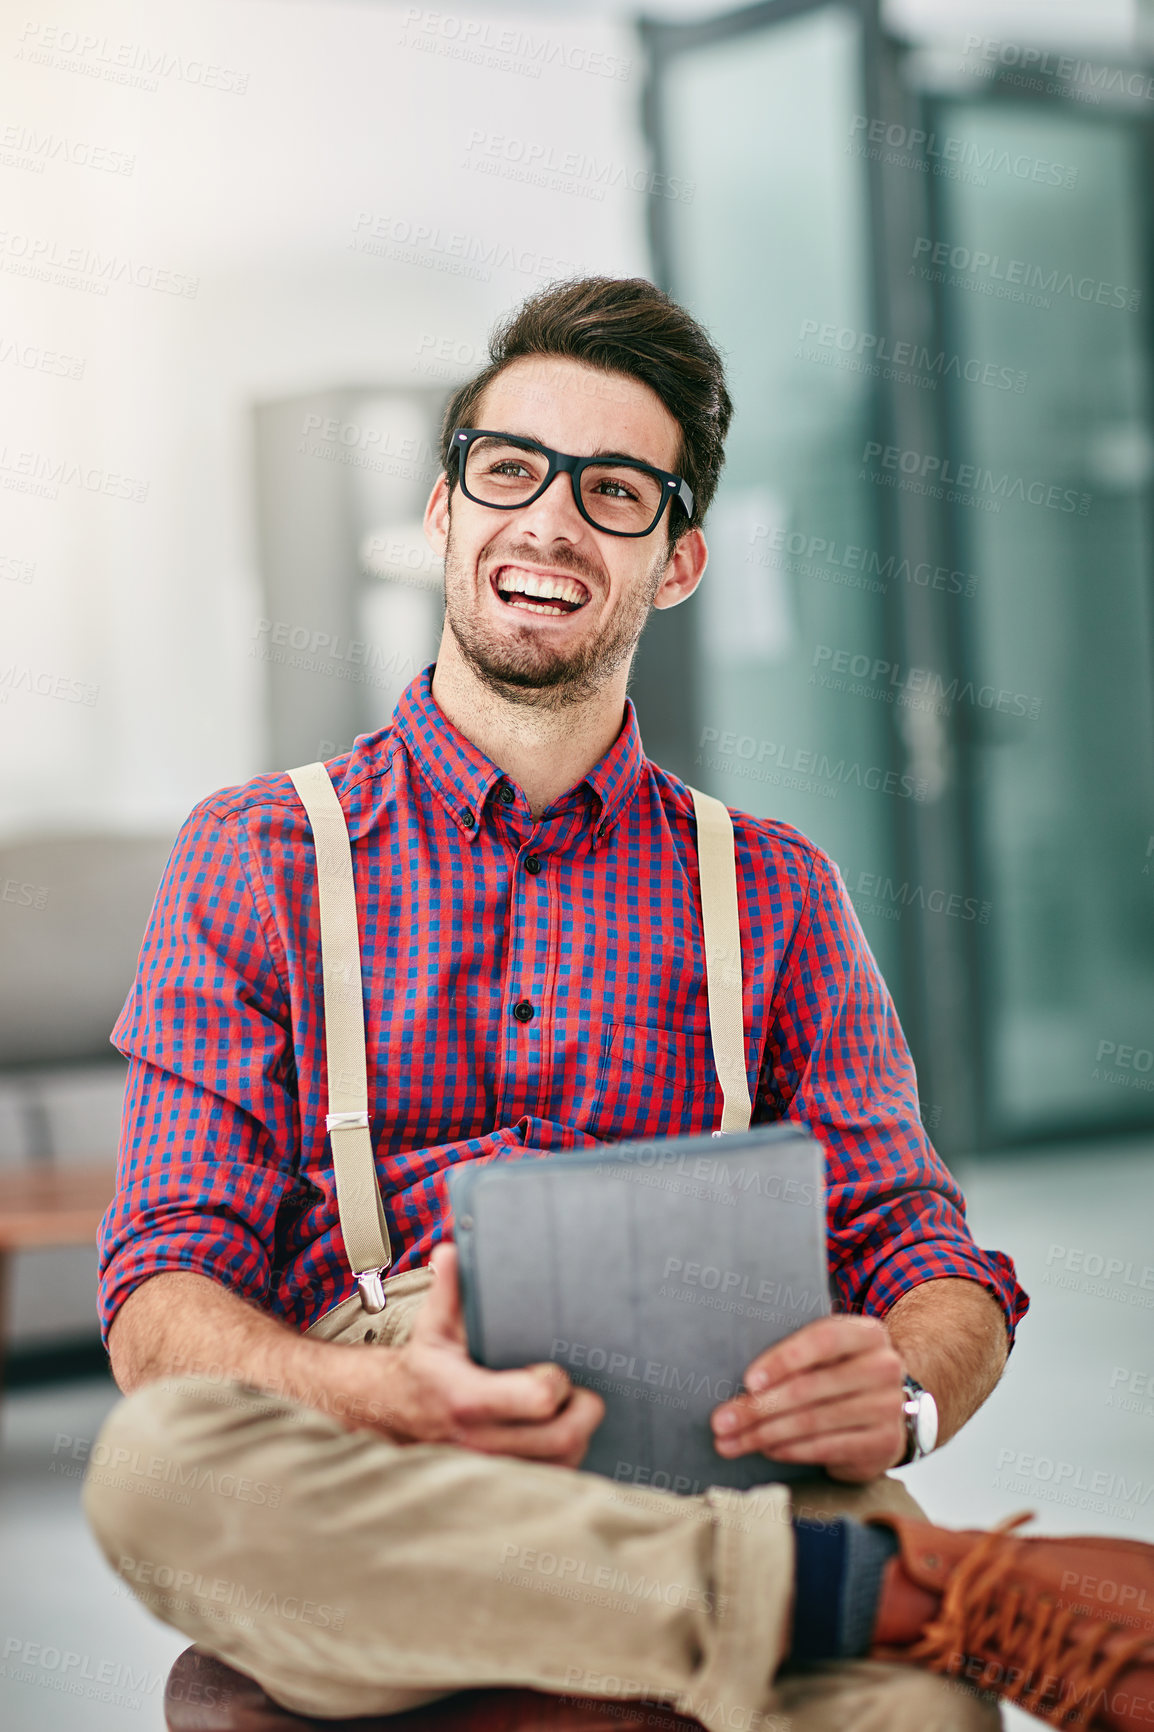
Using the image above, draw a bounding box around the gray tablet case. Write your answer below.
[447,1122,830,1493]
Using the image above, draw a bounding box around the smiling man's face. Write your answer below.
[424,355,705,708]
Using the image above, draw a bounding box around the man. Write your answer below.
[87,278,1154,1732]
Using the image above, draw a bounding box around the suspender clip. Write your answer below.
[356,1268,389,1313]
[327,1111,370,1133]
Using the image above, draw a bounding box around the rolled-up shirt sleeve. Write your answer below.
[98,799,298,1344]
[764,846,1029,1345]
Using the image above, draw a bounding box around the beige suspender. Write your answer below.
[687,785,754,1137]
[289,763,750,1312]
[288,763,393,1313]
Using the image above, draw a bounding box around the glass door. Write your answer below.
[638,0,908,1001]
[924,87,1154,1142]
[641,3,1154,1152]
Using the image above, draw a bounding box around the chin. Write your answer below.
[474,648,585,693]
[453,625,601,700]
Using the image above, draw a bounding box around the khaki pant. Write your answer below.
[84,1275,999,1732]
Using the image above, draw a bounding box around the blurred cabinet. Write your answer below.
[252,385,448,768]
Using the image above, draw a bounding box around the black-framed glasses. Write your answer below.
[451,427,695,538]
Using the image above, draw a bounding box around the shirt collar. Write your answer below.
[390,663,645,843]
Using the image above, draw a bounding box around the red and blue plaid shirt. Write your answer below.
[99,663,1028,1345]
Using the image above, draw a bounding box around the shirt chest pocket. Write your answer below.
[589,1020,723,1143]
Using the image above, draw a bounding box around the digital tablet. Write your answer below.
[446,1122,830,1493]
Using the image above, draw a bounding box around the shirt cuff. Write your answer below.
[98,1235,269,1349]
[850,1241,1030,1349]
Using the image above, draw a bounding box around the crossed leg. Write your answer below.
[83,1375,999,1732]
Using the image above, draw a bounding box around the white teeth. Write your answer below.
[495,568,587,606]
[506,596,567,616]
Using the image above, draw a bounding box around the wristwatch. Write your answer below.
[899,1376,939,1465]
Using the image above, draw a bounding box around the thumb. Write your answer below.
[414,1240,466,1348]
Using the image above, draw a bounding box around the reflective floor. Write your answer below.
[2,1134,1151,1731]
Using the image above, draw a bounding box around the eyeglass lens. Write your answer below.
[464,436,665,534]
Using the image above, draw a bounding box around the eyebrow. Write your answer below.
[588,447,656,465]
[483,431,663,469]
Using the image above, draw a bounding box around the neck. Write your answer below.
[430,631,628,819]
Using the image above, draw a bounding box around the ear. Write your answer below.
[424,474,451,558]
[652,526,708,611]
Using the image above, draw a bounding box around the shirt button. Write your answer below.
[524,854,541,875]
[598,821,609,838]
[498,783,516,806]
[513,999,535,1023]
[462,808,475,828]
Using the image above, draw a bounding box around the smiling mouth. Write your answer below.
[491,566,591,618]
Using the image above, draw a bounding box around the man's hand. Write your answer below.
[367,1242,605,1468]
[709,1314,906,1484]
[108,1253,603,1467]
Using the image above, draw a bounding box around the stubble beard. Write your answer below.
[441,516,669,712]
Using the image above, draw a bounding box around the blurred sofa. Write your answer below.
[0,832,176,1365]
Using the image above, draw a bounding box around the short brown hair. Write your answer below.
[439,276,732,541]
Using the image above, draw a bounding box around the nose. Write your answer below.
[513,469,586,540]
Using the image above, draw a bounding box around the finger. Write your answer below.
[743,1314,892,1393]
[413,1241,466,1347]
[752,1426,904,1480]
[718,1362,887,1429]
[426,1352,577,1428]
[715,1391,903,1457]
[366,1354,573,1444]
[720,1385,901,1454]
[743,1314,892,1394]
[458,1388,606,1467]
[715,1346,902,1434]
